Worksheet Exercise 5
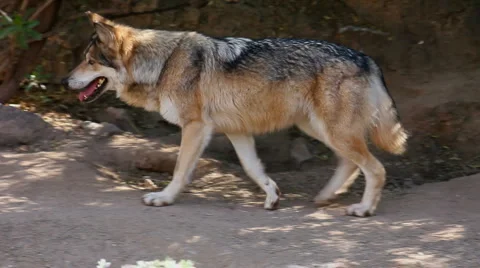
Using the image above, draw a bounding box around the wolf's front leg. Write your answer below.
[143,121,213,206]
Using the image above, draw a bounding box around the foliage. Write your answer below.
[97,257,196,268]
[0,10,42,49]
[22,65,51,92]
[0,9,53,102]
[16,65,53,103]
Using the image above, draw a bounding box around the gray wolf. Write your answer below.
[62,11,408,217]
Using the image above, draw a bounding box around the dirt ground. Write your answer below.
[1,142,480,268]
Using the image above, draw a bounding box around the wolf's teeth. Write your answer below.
[96,78,105,89]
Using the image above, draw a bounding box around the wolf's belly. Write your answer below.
[208,104,301,134]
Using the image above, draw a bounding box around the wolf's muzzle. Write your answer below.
[61,77,70,89]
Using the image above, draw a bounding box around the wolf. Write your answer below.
[62,11,408,217]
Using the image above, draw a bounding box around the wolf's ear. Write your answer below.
[85,11,116,44]
[85,11,115,26]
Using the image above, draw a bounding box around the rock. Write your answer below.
[94,107,139,133]
[256,131,294,171]
[412,101,480,158]
[134,150,178,174]
[0,105,55,146]
[290,137,313,165]
[97,122,124,137]
[205,131,294,172]
[80,121,123,137]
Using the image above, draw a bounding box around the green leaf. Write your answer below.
[25,82,35,92]
[12,14,23,26]
[40,96,52,103]
[27,20,39,28]
[26,29,42,41]
[179,260,195,268]
[0,26,16,39]
[16,32,28,49]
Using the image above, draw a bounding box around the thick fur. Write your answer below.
[63,12,408,217]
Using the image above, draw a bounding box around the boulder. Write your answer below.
[0,105,55,146]
[290,137,314,166]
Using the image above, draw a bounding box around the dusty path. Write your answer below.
[1,150,480,268]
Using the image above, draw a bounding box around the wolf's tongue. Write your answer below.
[78,80,99,102]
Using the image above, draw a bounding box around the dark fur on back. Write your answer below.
[212,37,372,80]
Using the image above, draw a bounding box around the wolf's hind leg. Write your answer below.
[226,134,280,210]
[315,157,360,206]
[300,116,385,216]
[296,120,360,206]
[143,122,212,206]
[328,133,385,217]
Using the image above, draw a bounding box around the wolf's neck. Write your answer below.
[129,30,185,85]
[118,83,160,112]
[117,31,186,111]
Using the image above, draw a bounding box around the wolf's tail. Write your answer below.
[367,62,408,155]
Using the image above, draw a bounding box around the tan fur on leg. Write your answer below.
[143,122,213,206]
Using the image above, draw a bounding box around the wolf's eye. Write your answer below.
[99,53,114,68]
[99,54,108,63]
[88,60,95,65]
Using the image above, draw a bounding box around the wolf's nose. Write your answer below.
[61,77,69,89]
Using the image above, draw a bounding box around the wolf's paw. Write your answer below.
[142,192,174,207]
[264,187,281,210]
[346,203,375,217]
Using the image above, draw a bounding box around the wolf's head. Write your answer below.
[61,12,132,103]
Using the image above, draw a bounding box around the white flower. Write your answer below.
[97,259,112,268]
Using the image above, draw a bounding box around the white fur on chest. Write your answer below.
[159,96,181,125]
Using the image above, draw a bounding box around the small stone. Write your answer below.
[81,121,123,137]
[80,121,102,133]
[143,177,157,189]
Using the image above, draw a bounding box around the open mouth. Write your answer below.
[78,77,108,103]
